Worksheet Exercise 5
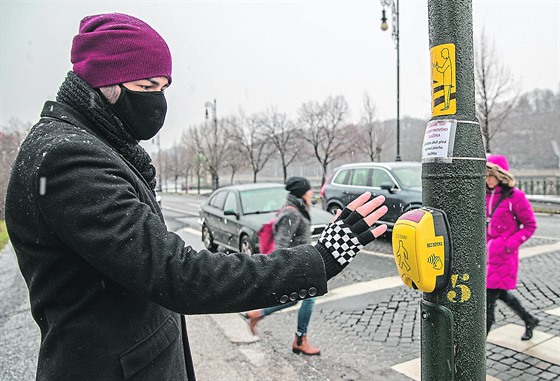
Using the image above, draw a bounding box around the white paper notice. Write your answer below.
[422,119,457,162]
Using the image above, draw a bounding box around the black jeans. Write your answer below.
[486,288,532,335]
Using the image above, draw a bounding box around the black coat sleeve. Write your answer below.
[36,139,327,314]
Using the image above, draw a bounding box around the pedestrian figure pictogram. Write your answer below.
[431,43,456,116]
[396,240,411,272]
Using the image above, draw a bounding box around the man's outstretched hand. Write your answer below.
[315,192,388,280]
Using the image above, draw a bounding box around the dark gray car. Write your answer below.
[320,162,422,229]
[199,183,333,255]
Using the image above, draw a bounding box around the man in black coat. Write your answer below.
[5,13,388,380]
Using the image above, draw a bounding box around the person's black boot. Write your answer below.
[486,301,497,337]
[521,316,539,341]
[501,291,538,340]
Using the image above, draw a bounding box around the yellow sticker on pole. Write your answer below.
[431,43,456,116]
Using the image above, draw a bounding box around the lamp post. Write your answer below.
[205,99,219,190]
[380,0,401,161]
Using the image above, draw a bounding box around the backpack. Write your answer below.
[257,206,296,255]
[257,219,276,254]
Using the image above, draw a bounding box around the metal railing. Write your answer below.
[516,176,560,196]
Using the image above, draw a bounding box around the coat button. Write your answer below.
[308,287,317,297]
[299,289,307,299]
[280,295,289,304]
[290,292,298,301]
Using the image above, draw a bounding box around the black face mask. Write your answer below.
[111,84,167,140]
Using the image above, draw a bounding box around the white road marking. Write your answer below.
[182,227,201,236]
[391,357,502,381]
[488,323,559,366]
[162,205,199,216]
[520,241,560,258]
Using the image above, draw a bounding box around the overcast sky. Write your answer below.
[1,0,558,151]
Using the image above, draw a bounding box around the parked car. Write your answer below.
[321,161,422,229]
[199,183,334,255]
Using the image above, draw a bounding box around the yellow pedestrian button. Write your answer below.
[392,207,452,293]
[431,43,456,116]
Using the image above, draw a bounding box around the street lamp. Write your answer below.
[205,99,219,190]
[380,0,401,161]
[205,99,217,126]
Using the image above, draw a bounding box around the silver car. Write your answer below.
[320,162,422,229]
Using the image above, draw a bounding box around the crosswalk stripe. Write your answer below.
[182,227,201,236]
[391,357,502,381]
[279,276,403,313]
[487,323,559,365]
[519,241,560,258]
[391,312,560,380]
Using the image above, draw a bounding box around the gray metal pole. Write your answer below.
[396,0,401,161]
[423,1,486,380]
[213,99,219,190]
[380,0,402,161]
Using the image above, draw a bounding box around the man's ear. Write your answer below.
[98,85,120,104]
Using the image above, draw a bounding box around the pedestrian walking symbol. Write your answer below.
[431,43,456,116]
[396,240,411,272]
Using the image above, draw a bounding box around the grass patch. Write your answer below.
[0,220,9,253]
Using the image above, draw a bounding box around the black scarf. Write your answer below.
[286,194,311,221]
[56,72,157,192]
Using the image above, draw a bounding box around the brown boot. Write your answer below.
[242,310,263,335]
[292,334,321,355]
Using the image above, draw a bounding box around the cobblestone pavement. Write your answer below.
[249,236,560,381]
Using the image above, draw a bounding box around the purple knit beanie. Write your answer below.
[71,13,172,88]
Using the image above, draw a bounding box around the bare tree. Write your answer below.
[1,117,31,218]
[514,88,560,115]
[185,126,209,194]
[157,149,175,192]
[175,137,192,191]
[166,144,184,193]
[475,30,519,153]
[187,118,228,190]
[258,107,301,181]
[228,110,273,183]
[223,143,246,185]
[355,92,392,162]
[207,118,229,190]
[298,95,350,184]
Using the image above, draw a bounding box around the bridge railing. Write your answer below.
[516,176,560,196]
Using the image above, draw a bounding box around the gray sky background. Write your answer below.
[1,0,558,151]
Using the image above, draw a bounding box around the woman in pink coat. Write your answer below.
[486,154,538,340]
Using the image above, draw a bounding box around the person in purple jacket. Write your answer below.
[486,154,539,340]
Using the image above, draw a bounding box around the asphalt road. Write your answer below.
[160,191,559,255]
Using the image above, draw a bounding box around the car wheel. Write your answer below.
[202,224,218,252]
[327,204,341,215]
[239,235,254,255]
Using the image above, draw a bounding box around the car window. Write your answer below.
[223,191,238,214]
[333,169,350,185]
[209,190,227,210]
[392,166,422,188]
[350,168,370,186]
[371,168,394,187]
[240,187,287,214]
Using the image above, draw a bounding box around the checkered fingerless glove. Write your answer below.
[315,207,376,280]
